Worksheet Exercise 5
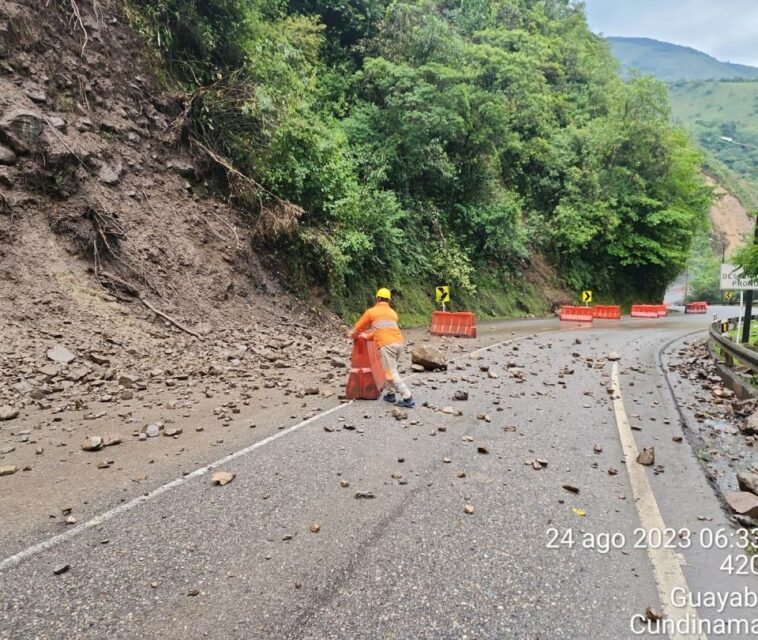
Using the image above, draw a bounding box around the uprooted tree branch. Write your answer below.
[166,79,304,245]
[50,0,102,57]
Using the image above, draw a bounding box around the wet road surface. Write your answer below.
[2,308,755,639]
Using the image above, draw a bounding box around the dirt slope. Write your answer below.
[706,176,754,258]
[0,0,354,533]
[0,0,341,373]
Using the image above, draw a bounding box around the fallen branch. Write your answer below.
[98,271,139,298]
[68,0,89,57]
[196,214,229,244]
[43,117,89,169]
[190,138,267,194]
[141,190,158,218]
[138,295,204,341]
[88,202,160,296]
[207,207,244,250]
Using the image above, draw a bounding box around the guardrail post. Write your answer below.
[710,315,758,373]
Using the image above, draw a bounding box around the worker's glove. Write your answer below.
[346,329,355,340]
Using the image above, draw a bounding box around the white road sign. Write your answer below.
[720,263,758,290]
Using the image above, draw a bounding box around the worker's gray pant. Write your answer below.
[379,344,411,399]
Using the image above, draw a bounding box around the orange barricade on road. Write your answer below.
[429,311,477,338]
[685,301,708,314]
[559,306,594,322]
[630,304,659,318]
[653,304,668,317]
[345,334,384,400]
[591,305,621,320]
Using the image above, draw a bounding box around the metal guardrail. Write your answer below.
[709,316,758,371]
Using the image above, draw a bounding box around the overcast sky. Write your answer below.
[581,0,758,67]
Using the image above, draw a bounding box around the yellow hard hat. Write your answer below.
[376,287,392,300]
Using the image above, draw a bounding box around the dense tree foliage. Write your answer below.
[127,0,711,315]
[733,223,758,279]
[685,229,722,303]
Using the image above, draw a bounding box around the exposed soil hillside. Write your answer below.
[706,176,753,258]
[0,0,356,540]
[0,0,342,376]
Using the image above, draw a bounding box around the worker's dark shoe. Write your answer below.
[396,397,416,409]
[383,393,397,404]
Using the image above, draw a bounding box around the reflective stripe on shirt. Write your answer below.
[372,320,399,329]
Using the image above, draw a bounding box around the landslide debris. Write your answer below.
[668,339,757,523]
[0,0,345,430]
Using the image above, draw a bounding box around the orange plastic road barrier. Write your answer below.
[558,306,594,322]
[345,334,384,400]
[429,311,477,338]
[653,304,668,317]
[591,305,621,320]
[630,304,659,318]
[685,301,708,314]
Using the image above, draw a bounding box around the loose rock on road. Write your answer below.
[1,308,756,639]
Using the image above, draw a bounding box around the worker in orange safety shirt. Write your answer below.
[348,288,415,408]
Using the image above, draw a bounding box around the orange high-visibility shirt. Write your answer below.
[352,301,404,349]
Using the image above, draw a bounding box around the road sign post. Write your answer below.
[720,263,758,344]
[581,290,592,306]
[436,286,450,313]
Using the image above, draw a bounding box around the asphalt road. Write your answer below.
[2,308,756,639]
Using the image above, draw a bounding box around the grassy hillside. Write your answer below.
[668,80,758,207]
[606,36,758,209]
[606,36,758,302]
[608,37,758,82]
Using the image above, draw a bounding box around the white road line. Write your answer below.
[610,362,706,640]
[466,326,575,358]
[0,325,566,573]
[0,402,350,573]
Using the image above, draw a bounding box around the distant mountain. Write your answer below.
[667,79,758,207]
[608,37,758,82]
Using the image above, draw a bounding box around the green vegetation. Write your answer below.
[669,80,758,208]
[733,229,758,281]
[726,322,758,345]
[608,38,758,299]
[608,38,758,208]
[126,0,710,318]
[685,227,722,302]
[608,37,758,83]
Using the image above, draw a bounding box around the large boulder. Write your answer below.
[81,436,104,452]
[98,163,121,186]
[0,109,44,154]
[725,491,758,519]
[167,158,195,178]
[0,143,15,165]
[411,345,447,371]
[47,344,75,364]
[0,405,19,421]
[731,398,756,418]
[636,447,655,466]
[740,411,758,436]
[737,472,758,497]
